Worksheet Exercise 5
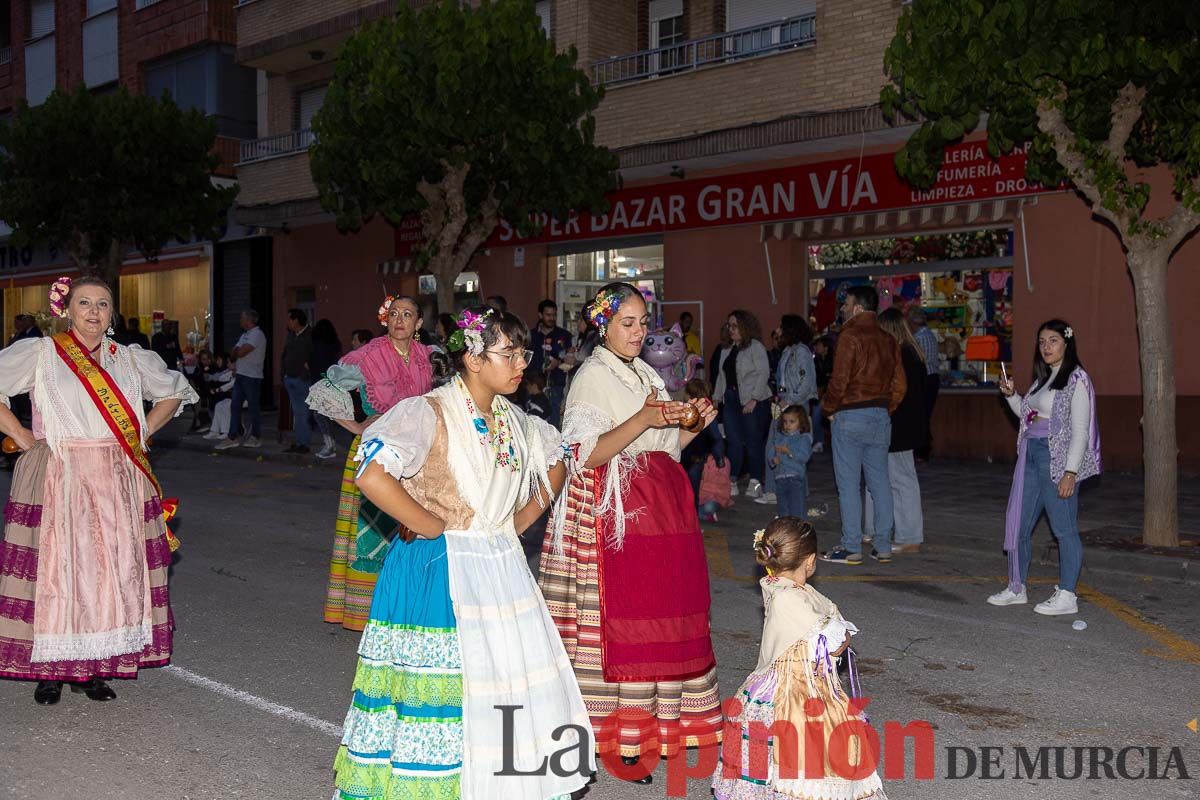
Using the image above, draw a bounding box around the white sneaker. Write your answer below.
[203,430,224,440]
[987,585,1028,606]
[745,479,764,499]
[812,442,825,454]
[214,438,241,451]
[242,436,261,449]
[729,481,740,497]
[1034,585,1078,615]
[315,442,337,460]
[754,492,777,505]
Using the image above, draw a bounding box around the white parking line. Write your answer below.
[164,665,342,739]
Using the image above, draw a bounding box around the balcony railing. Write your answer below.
[591,14,816,87]
[238,129,316,164]
[0,46,10,65]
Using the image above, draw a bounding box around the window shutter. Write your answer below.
[535,0,551,37]
[726,0,813,30]
[298,86,327,130]
[30,0,56,39]
[87,0,119,16]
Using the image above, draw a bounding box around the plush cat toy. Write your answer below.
[642,324,702,396]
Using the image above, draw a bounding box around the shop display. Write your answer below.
[809,227,1014,389]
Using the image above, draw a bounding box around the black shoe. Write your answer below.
[620,755,653,785]
[295,445,310,454]
[34,681,63,705]
[70,678,116,702]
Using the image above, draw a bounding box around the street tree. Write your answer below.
[310,0,616,312]
[881,0,1200,547]
[0,85,236,310]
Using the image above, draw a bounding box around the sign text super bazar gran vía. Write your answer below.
[487,140,1056,248]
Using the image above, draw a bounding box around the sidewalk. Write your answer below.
[154,414,1200,583]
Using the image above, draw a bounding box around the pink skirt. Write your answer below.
[0,440,173,681]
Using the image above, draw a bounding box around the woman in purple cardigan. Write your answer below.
[989,319,1100,616]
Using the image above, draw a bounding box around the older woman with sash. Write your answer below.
[0,276,196,705]
[539,282,723,784]
[308,295,434,632]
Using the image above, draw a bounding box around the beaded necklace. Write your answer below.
[458,376,521,473]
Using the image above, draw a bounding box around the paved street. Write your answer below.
[1,425,1197,799]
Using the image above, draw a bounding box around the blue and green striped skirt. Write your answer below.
[334,536,463,800]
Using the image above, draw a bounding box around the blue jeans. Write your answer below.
[283,375,314,447]
[1017,437,1083,592]
[723,389,772,483]
[228,375,262,440]
[832,407,893,554]
[776,475,808,519]
[810,399,825,447]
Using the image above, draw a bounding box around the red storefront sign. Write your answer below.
[485,140,1052,248]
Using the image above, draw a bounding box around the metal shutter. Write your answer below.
[298,86,327,131]
[220,242,253,354]
[726,0,814,30]
[30,0,55,38]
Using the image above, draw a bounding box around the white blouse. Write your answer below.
[1005,364,1091,472]
[0,336,197,453]
[561,345,679,466]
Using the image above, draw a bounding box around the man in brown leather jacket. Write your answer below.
[820,286,906,565]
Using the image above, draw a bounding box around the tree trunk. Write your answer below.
[430,253,459,317]
[1127,245,1178,547]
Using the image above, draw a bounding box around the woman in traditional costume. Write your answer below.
[0,276,196,705]
[308,295,434,632]
[712,517,886,800]
[332,307,593,800]
[539,282,723,785]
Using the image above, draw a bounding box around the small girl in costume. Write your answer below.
[713,517,886,800]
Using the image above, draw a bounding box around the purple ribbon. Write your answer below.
[1003,418,1049,591]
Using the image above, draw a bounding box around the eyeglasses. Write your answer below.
[387,309,417,321]
[484,349,533,368]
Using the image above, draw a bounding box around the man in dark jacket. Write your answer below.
[820,286,906,565]
[281,308,314,454]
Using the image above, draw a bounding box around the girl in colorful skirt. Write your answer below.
[333,307,592,800]
[713,517,886,800]
[307,295,433,632]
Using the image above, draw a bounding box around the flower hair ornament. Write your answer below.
[585,289,623,335]
[1064,326,1074,339]
[377,295,399,326]
[752,528,775,560]
[49,276,72,319]
[446,308,493,356]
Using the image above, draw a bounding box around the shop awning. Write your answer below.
[760,198,1026,243]
[377,259,419,275]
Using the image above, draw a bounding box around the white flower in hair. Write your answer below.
[464,328,485,356]
[1064,327,1074,339]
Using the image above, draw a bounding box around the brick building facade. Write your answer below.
[0,0,261,369]
[232,0,1200,471]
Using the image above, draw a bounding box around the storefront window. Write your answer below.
[555,243,664,326]
[808,227,1014,389]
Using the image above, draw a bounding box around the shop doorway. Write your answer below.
[552,241,665,326]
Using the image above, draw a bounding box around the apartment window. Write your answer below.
[83,4,119,87]
[535,0,551,38]
[297,85,327,131]
[650,0,685,72]
[144,45,257,139]
[25,37,53,103]
[28,0,54,39]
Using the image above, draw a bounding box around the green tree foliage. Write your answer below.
[311,0,616,311]
[0,85,236,307]
[881,0,1200,546]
